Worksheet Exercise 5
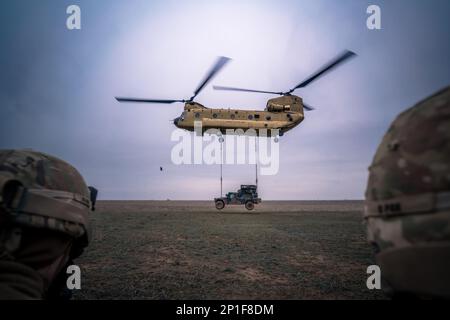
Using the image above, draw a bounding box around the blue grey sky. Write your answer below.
[1,0,449,200]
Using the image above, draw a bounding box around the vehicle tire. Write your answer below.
[245,201,255,211]
[215,200,225,210]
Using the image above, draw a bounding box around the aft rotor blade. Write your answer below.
[303,103,315,111]
[213,85,283,95]
[289,50,356,93]
[115,97,185,104]
[191,56,231,100]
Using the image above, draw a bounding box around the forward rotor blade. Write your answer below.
[191,56,231,100]
[213,85,283,95]
[289,50,356,93]
[115,97,185,104]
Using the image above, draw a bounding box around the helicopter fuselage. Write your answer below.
[117,51,357,137]
[174,95,305,136]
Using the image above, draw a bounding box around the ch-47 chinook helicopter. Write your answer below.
[115,50,356,138]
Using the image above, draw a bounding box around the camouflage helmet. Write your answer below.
[364,86,450,298]
[0,149,93,248]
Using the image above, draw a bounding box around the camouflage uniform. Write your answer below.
[0,149,93,299]
[364,86,450,298]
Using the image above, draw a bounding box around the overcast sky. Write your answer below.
[1,0,449,200]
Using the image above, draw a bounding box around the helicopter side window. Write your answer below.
[195,112,200,118]
[248,115,253,120]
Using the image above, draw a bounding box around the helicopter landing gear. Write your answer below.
[215,130,225,143]
[272,129,283,143]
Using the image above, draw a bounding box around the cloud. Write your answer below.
[1,0,449,199]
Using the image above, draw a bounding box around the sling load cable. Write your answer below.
[219,134,257,197]
[255,135,258,189]
[220,135,224,197]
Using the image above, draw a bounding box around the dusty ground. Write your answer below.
[73,201,385,300]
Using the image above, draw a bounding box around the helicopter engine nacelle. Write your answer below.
[265,95,303,113]
[266,104,291,112]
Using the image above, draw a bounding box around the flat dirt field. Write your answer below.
[74,201,385,300]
